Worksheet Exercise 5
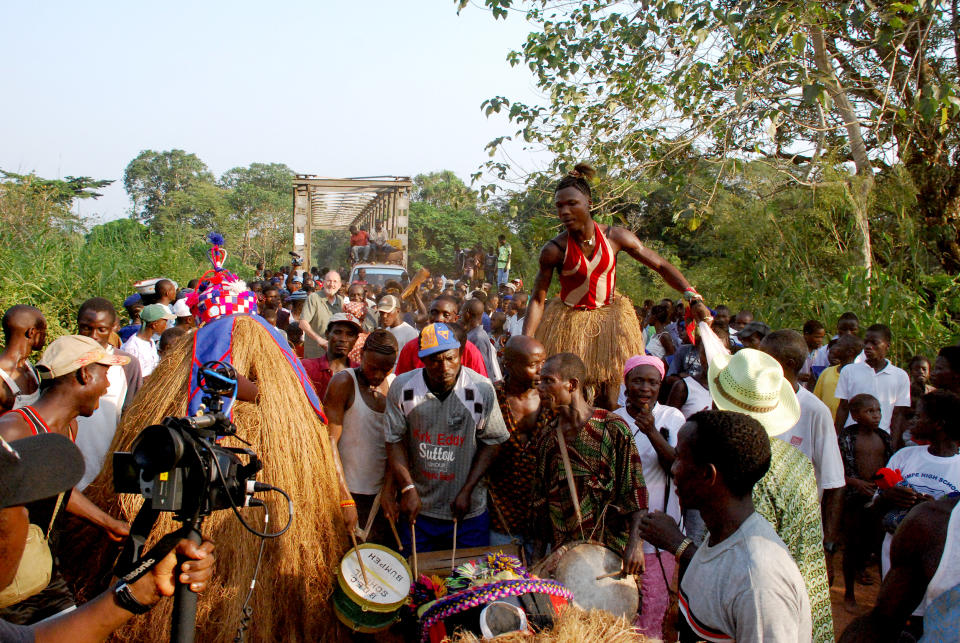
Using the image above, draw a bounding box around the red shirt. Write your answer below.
[394,338,489,377]
[350,231,369,247]
[302,354,359,401]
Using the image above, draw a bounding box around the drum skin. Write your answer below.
[335,544,412,632]
[539,542,638,620]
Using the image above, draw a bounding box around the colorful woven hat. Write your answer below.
[186,233,258,326]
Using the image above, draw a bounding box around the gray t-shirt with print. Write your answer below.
[385,366,508,521]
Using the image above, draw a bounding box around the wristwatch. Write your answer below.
[113,581,154,614]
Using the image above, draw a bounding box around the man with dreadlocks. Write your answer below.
[523,163,710,408]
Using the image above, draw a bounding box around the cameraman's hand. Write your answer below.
[129,539,216,605]
[400,487,421,523]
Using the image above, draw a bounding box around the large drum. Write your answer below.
[333,543,412,633]
[532,541,639,620]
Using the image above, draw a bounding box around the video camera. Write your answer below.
[112,360,288,643]
[113,360,263,520]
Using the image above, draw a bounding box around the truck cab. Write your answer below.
[348,263,409,289]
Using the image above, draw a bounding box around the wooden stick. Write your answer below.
[555,425,585,538]
[451,519,458,571]
[411,521,419,579]
[349,531,369,587]
[595,570,624,581]
[388,517,403,551]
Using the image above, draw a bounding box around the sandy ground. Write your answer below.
[829,563,881,640]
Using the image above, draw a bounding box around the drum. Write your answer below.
[532,541,639,620]
[333,543,412,633]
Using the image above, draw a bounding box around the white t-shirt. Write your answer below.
[881,446,960,586]
[387,322,419,350]
[120,334,160,378]
[777,388,846,498]
[76,361,128,490]
[680,512,812,643]
[615,403,685,554]
[834,360,910,432]
[680,376,713,419]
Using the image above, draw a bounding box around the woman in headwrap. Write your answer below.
[523,163,710,408]
[613,354,686,640]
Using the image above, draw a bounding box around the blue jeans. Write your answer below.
[497,268,509,286]
[399,511,490,554]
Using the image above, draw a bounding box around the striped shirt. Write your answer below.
[385,367,509,521]
[558,222,617,309]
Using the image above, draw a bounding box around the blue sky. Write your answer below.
[0,1,545,221]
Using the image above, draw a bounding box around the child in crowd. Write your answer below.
[158,326,187,359]
[799,319,826,389]
[908,355,935,402]
[814,333,864,421]
[286,324,304,357]
[838,393,892,611]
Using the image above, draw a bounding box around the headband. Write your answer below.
[623,354,665,382]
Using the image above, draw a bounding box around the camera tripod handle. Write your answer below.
[171,526,203,643]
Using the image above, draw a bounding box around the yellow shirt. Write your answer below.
[813,364,842,420]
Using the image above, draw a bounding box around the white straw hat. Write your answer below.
[707,348,800,436]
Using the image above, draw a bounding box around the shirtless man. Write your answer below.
[487,336,546,554]
[841,494,960,642]
[0,306,46,412]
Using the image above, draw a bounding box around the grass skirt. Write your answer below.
[62,316,346,642]
[534,294,645,399]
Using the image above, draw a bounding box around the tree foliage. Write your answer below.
[123,149,214,224]
[470,0,960,270]
[413,170,479,210]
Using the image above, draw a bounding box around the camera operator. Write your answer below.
[0,433,216,642]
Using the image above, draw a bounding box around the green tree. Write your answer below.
[123,149,214,225]
[413,171,479,210]
[470,0,960,272]
[220,163,294,266]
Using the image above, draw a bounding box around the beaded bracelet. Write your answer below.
[673,537,694,559]
[340,499,356,508]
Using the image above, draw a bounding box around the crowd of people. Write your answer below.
[0,167,957,642]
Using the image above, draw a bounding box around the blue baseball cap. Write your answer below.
[418,323,461,359]
[123,293,142,307]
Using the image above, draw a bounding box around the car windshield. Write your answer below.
[351,268,407,288]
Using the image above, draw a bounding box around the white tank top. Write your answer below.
[680,376,713,419]
[339,369,388,496]
[921,499,960,613]
[0,362,41,410]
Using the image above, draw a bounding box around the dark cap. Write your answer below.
[0,434,84,509]
[738,321,772,340]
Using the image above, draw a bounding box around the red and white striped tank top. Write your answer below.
[558,222,617,309]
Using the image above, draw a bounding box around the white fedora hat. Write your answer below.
[707,348,800,436]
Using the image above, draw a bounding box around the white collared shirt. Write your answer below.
[834,360,910,432]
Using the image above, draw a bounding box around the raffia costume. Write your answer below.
[534,222,645,402]
[61,239,347,642]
